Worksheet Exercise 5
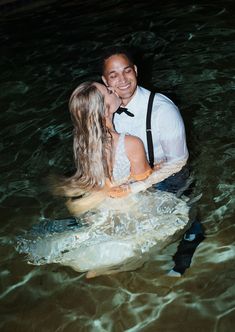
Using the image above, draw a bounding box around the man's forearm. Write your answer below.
[130,158,188,194]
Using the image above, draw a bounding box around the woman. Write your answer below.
[59,81,152,213]
[16,82,191,278]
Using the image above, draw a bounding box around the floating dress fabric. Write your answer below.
[16,134,191,276]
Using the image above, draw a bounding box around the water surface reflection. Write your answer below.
[0,0,234,331]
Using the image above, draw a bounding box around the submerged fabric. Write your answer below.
[16,190,190,275]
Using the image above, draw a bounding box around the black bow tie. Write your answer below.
[116,107,134,117]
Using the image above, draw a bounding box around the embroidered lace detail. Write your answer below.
[112,133,130,184]
[16,190,190,274]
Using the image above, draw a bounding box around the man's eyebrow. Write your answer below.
[108,65,133,75]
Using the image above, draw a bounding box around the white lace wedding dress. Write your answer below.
[16,134,190,276]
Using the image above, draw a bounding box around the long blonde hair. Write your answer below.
[56,82,112,204]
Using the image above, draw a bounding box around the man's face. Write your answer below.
[102,54,138,105]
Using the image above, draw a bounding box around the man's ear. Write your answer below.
[134,65,138,77]
[102,75,108,86]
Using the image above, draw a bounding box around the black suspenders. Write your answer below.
[146,91,155,169]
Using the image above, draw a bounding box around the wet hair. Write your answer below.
[57,82,112,203]
[100,47,135,74]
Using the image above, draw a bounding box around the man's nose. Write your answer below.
[118,73,126,83]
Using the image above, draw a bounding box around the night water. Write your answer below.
[0,1,234,331]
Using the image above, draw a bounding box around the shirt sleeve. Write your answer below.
[157,100,188,164]
[129,158,188,194]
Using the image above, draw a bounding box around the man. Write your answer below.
[101,50,189,186]
[101,48,204,276]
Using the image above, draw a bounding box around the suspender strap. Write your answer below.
[146,91,155,168]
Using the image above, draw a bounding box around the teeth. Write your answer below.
[119,84,130,90]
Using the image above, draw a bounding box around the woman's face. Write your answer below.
[94,82,121,116]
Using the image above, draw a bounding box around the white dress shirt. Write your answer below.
[114,86,189,182]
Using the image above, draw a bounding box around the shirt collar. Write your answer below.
[125,86,149,112]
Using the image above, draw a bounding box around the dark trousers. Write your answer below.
[154,165,205,274]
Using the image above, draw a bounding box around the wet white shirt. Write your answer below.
[114,86,189,181]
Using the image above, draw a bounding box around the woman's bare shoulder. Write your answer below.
[124,134,149,165]
[124,134,151,175]
[124,134,145,153]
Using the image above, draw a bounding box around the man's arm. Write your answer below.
[154,98,189,178]
[107,157,188,197]
[159,97,188,158]
[129,157,188,194]
[125,94,189,192]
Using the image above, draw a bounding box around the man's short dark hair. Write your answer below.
[99,46,136,74]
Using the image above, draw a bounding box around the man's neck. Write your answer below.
[121,99,131,107]
[121,87,138,106]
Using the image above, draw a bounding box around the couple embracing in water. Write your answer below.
[17,48,204,278]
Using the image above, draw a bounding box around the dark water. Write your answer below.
[0,0,234,331]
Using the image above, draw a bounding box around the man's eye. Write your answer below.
[109,75,117,79]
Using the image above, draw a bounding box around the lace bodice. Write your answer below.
[112,133,130,184]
